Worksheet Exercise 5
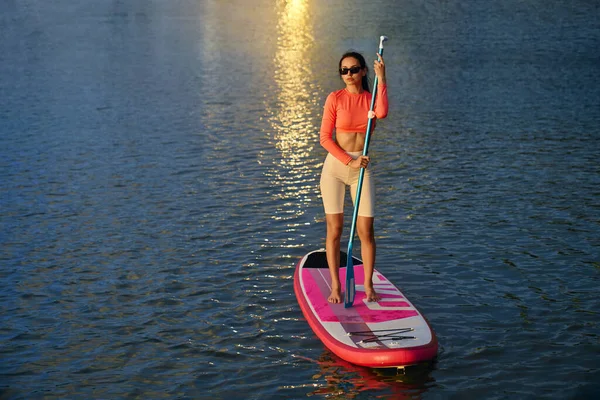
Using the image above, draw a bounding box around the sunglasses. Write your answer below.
[339,66,362,75]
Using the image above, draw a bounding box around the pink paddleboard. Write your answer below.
[294,249,438,368]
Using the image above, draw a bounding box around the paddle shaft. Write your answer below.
[345,37,387,308]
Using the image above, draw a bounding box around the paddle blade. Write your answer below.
[344,261,355,308]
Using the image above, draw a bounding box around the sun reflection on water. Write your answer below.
[264,0,321,223]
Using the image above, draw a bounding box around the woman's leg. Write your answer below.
[325,213,344,303]
[320,154,347,304]
[349,164,379,302]
[357,216,380,302]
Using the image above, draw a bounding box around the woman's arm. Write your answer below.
[373,54,388,119]
[319,93,353,165]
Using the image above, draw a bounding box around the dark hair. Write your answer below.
[339,51,370,92]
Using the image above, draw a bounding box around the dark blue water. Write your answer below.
[2,0,599,398]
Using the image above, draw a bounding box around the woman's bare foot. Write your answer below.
[328,285,342,303]
[365,285,381,302]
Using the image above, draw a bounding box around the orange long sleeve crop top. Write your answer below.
[319,84,388,165]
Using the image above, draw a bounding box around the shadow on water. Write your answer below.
[297,350,436,399]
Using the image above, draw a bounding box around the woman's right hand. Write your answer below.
[349,155,370,169]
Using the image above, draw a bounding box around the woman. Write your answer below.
[319,50,388,304]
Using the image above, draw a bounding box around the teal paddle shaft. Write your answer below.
[345,35,388,308]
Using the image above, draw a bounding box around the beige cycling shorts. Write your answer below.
[319,151,375,217]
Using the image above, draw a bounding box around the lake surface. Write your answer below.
[1,0,599,398]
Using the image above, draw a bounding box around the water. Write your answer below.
[1,0,599,398]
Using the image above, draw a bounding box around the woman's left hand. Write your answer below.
[374,54,386,84]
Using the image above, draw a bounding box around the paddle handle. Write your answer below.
[345,36,388,308]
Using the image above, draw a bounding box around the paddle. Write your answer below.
[345,35,388,308]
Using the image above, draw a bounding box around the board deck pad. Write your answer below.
[294,250,438,368]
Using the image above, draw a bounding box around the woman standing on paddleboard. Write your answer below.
[319,51,388,304]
